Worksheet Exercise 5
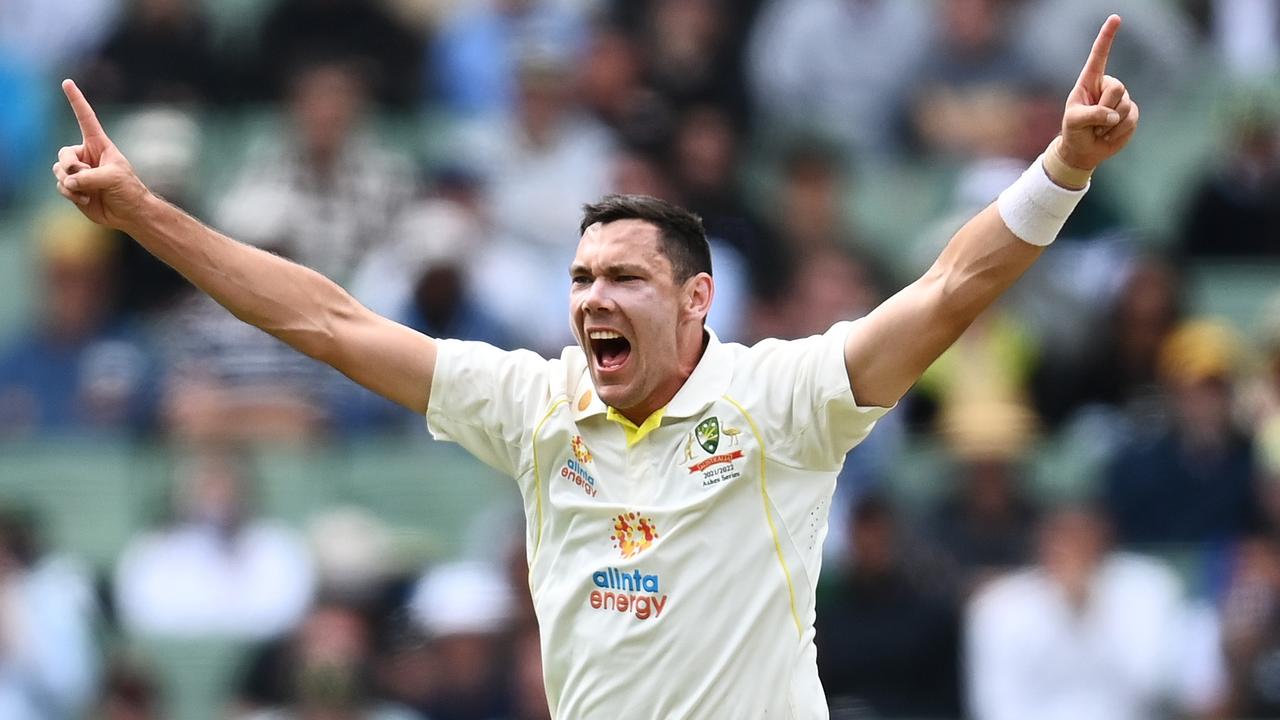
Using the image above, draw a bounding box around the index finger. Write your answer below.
[61,79,107,141]
[1076,14,1122,92]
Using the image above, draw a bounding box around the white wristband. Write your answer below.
[996,153,1089,247]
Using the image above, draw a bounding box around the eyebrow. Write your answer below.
[568,263,649,278]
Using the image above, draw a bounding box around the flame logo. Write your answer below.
[571,435,593,463]
[611,512,659,558]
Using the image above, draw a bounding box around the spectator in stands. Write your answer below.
[1012,0,1197,104]
[668,104,774,297]
[1210,0,1280,81]
[816,494,961,719]
[0,0,117,78]
[747,0,931,157]
[967,505,1225,720]
[460,52,616,352]
[95,660,160,720]
[1033,254,1184,431]
[928,400,1042,589]
[1219,535,1280,716]
[634,0,751,121]
[78,0,225,105]
[110,107,202,321]
[236,600,423,720]
[433,0,586,120]
[1105,320,1260,547]
[341,196,519,434]
[0,209,158,437]
[250,0,423,107]
[0,53,46,208]
[0,506,99,720]
[908,0,1039,159]
[489,623,549,720]
[216,59,416,287]
[404,562,516,720]
[114,445,315,639]
[1179,108,1280,258]
[576,23,668,151]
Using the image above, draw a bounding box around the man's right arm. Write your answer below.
[52,80,437,414]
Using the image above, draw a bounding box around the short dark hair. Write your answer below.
[579,194,712,281]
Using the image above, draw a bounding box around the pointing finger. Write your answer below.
[61,79,108,143]
[1076,15,1122,94]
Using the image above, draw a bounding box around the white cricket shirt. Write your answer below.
[426,322,889,719]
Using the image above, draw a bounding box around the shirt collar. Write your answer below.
[572,327,731,423]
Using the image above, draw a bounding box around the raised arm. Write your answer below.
[844,15,1139,409]
[51,80,438,413]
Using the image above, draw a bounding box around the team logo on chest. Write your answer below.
[559,435,598,497]
[684,416,744,487]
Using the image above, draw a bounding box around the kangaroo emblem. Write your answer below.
[684,433,695,461]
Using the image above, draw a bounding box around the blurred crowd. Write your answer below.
[0,0,1279,718]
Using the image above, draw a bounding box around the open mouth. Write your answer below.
[589,330,632,372]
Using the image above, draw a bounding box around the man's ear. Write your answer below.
[684,272,715,322]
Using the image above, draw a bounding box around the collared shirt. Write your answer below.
[426,322,889,719]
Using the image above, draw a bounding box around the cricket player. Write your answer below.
[52,15,1138,718]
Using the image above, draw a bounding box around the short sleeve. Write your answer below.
[743,320,892,471]
[426,339,554,478]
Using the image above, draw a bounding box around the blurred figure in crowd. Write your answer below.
[251,0,423,107]
[668,104,774,298]
[816,494,961,719]
[747,0,931,157]
[79,0,225,105]
[967,505,1224,720]
[1211,0,1280,81]
[114,445,315,639]
[0,209,158,437]
[0,53,47,208]
[1012,0,1196,104]
[461,53,614,353]
[110,107,202,321]
[217,59,415,286]
[0,506,99,720]
[1104,320,1260,547]
[403,561,516,720]
[1033,254,1184,431]
[635,0,750,120]
[909,0,1038,159]
[433,0,586,120]
[0,0,116,77]
[342,196,518,434]
[1179,108,1280,258]
[237,601,422,720]
[95,660,161,720]
[929,400,1042,590]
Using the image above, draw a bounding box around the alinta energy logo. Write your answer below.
[591,512,668,620]
[560,435,597,498]
[611,512,659,558]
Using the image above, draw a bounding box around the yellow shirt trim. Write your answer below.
[530,397,569,565]
[605,406,667,447]
[723,394,803,639]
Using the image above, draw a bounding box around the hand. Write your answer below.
[51,79,150,229]
[1054,15,1140,174]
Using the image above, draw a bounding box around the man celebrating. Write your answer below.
[53,15,1137,719]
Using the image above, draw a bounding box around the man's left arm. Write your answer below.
[845,14,1139,409]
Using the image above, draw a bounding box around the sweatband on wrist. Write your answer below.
[996,154,1089,247]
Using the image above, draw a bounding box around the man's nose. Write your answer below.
[583,278,614,312]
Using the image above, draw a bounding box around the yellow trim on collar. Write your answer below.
[606,406,667,447]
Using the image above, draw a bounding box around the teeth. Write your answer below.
[589,331,623,340]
